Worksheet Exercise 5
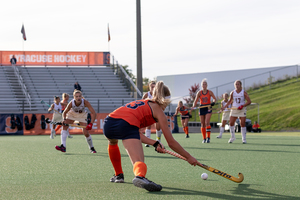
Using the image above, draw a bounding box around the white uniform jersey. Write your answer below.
[222,100,232,111]
[71,99,86,113]
[232,89,245,108]
[54,102,62,113]
[147,91,153,99]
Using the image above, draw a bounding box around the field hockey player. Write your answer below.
[55,93,73,139]
[193,79,216,143]
[173,101,192,138]
[217,93,232,138]
[142,81,163,146]
[221,80,251,144]
[55,90,97,153]
[103,81,200,192]
[48,96,63,139]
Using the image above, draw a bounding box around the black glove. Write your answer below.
[211,102,215,106]
[153,141,163,152]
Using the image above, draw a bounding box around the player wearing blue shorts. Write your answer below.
[103,81,200,192]
[193,79,216,143]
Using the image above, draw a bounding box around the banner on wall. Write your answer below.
[0,113,178,135]
[0,51,110,66]
[0,114,24,135]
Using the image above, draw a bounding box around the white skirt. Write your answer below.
[66,110,88,123]
[230,107,247,117]
[52,112,63,122]
[222,111,230,121]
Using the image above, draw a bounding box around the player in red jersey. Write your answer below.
[103,81,200,192]
[173,101,192,138]
[193,79,216,143]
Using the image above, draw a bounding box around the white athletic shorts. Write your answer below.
[66,110,88,123]
[52,112,63,122]
[230,107,246,117]
[222,111,230,121]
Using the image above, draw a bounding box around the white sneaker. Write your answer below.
[216,135,222,139]
[242,140,247,144]
[228,137,236,143]
[68,135,73,138]
[50,130,55,139]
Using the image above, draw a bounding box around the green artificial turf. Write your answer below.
[0,133,299,199]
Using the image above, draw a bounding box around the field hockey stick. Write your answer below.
[164,149,244,183]
[193,105,213,109]
[227,107,238,110]
[41,100,62,115]
[45,118,86,128]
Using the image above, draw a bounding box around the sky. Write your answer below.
[1,0,300,80]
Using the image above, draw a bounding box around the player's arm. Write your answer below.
[151,103,198,166]
[192,91,200,108]
[60,100,68,107]
[142,93,148,99]
[173,107,179,116]
[209,90,217,106]
[84,100,96,124]
[243,91,251,107]
[62,102,72,122]
[48,104,54,112]
[221,92,233,110]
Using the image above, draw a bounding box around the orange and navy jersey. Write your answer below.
[61,99,68,110]
[179,106,189,115]
[199,90,211,105]
[109,99,157,128]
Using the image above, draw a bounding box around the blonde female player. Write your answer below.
[55,90,97,153]
[48,96,62,139]
[173,101,192,138]
[221,80,251,144]
[216,93,232,138]
[142,81,163,146]
[103,81,200,192]
[55,93,73,138]
[193,79,216,143]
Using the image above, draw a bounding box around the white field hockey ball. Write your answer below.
[201,173,208,180]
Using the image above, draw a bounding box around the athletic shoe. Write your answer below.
[50,130,55,139]
[228,137,236,143]
[132,176,162,192]
[145,144,150,147]
[202,139,206,143]
[185,134,189,138]
[55,144,66,152]
[242,140,247,144]
[110,173,124,183]
[206,138,210,143]
[68,135,73,138]
[90,147,97,153]
[216,135,222,138]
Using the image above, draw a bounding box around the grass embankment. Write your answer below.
[179,77,300,131]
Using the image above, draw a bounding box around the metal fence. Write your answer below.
[209,64,299,100]
[110,56,142,99]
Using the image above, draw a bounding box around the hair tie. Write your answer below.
[165,96,171,99]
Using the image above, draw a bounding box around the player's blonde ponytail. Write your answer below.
[152,81,171,107]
